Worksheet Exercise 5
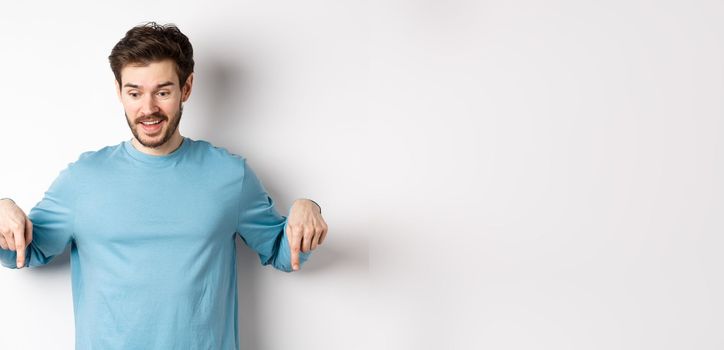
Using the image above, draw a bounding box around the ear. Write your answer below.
[181,73,194,102]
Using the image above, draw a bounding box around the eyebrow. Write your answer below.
[123,81,175,89]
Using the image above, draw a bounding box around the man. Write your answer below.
[0,22,328,349]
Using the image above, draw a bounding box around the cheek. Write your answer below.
[122,100,141,113]
[159,101,180,115]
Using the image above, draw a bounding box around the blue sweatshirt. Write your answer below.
[0,136,311,349]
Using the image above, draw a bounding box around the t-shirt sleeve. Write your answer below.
[0,164,75,269]
[235,159,311,272]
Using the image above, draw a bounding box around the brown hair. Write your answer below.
[108,22,194,89]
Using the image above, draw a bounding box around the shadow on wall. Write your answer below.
[235,226,370,350]
[193,54,249,148]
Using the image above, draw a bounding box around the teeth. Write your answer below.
[142,120,161,125]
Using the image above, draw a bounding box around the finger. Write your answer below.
[0,235,7,250]
[310,229,320,250]
[6,232,15,251]
[302,227,313,253]
[319,226,328,245]
[15,224,26,268]
[288,225,301,271]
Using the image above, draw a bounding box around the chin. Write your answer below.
[134,129,170,148]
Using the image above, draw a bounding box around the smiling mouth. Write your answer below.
[139,118,164,124]
[139,119,165,133]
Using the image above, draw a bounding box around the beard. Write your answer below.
[125,103,183,149]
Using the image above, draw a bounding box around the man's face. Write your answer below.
[116,59,192,149]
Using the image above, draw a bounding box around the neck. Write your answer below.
[130,132,184,156]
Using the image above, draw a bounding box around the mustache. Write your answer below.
[136,113,167,123]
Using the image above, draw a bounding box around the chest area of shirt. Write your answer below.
[73,178,239,247]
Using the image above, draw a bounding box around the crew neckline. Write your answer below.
[123,136,191,166]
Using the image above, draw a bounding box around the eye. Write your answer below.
[157,91,170,97]
[128,91,140,98]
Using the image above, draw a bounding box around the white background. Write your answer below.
[0,0,722,349]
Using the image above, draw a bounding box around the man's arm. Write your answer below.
[235,158,311,273]
[0,164,75,269]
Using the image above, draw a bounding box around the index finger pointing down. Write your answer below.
[15,225,26,269]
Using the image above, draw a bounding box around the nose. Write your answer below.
[139,93,160,117]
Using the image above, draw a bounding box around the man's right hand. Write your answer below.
[0,199,33,268]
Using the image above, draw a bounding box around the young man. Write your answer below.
[0,22,327,349]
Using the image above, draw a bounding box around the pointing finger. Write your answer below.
[21,216,33,268]
[288,224,301,271]
[15,223,26,269]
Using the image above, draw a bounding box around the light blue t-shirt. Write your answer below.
[0,136,311,349]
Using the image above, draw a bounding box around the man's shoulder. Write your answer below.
[71,141,125,167]
[45,141,124,183]
[189,138,248,167]
[84,143,122,158]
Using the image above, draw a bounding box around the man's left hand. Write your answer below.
[286,199,327,271]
